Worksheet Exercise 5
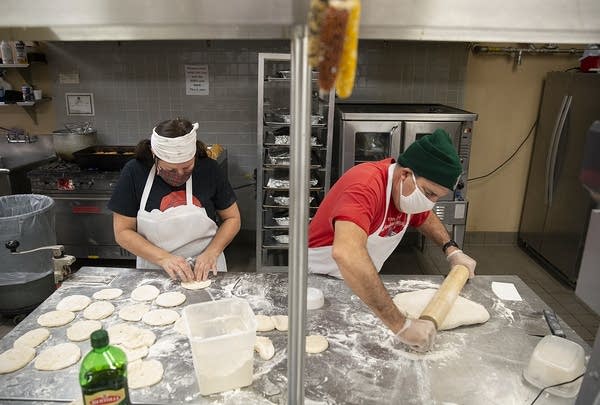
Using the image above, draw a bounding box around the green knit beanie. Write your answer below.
[397,129,462,189]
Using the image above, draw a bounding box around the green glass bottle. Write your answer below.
[79,329,131,405]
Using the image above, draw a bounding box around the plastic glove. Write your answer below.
[394,318,437,353]
[446,249,477,279]
[193,251,219,281]
[158,254,195,282]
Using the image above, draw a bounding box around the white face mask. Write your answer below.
[398,172,435,214]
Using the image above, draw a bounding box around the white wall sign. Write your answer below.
[185,65,209,96]
[65,93,94,116]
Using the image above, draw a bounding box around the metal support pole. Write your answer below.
[287,24,311,405]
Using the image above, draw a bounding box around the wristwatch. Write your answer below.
[442,239,459,254]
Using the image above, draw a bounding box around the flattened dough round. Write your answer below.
[128,359,164,389]
[271,315,288,331]
[306,335,328,354]
[38,310,75,327]
[392,288,490,331]
[13,328,50,348]
[119,303,150,322]
[0,346,36,374]
[256,315,275,332]
[93,288,123,300]
[180,280,211,290]
[67,320,102,342]
[35,343,81,371]
[108,324,156,349]
[56,295,91,312]
[142,309,180,326]
[173,318,188,335]
[115,345,148,362]
[83,301,115,320]
[131,285,160,301]
[155,291,186,308]
[254,336,275,360]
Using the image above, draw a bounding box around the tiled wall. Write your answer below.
[46,40,468,230]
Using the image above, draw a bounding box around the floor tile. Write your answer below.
[575,314,600,331]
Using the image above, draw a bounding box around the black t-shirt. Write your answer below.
[108,157,236,222]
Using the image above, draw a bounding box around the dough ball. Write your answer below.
[56,295,91,312]
[37,310,75,327]
[256,315,275,332]
[115,344,148,362]
[66,320,102,342]
[0,346,36,374]
[13,328,50,349]
[142,309,180,326]
[118,303,150,322]
[93,288,123,300]
[180,280,211,290]
[131,285,160,301]
[306,335,328,354]
[254,336,275,360]
[271,315,288,331]
[128,359,164,389]
[155,291,186,308]
[83,301,115,320]
[35,343,81,371]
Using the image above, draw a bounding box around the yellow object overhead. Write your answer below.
[335,0,360,99]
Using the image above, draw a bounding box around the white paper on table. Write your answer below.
[491,282,523,301]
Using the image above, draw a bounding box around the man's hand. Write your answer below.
[446,249,477,279]
[193,251,219,281]
[157,254,195,282]
[394,318,437,352]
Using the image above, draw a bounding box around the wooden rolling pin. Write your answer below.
[419,264,470,329]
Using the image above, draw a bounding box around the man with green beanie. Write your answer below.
[308,129,477,352]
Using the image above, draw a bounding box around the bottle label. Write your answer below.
[83,389,126,405]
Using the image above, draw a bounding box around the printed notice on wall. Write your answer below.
[185,65,209,96]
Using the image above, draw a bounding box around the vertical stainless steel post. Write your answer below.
[287,23,311,405]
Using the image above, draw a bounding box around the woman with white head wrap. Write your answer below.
[108,118,241,282]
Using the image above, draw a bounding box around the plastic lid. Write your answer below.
[90,329,109,348]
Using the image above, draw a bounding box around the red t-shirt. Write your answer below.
[308,158,430,247]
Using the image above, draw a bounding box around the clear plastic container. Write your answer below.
[523,335,586,398]
[183,298,257,396]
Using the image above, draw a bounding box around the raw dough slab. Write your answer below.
[37,310,75,327]
[0,346,36,374]
[35,343,81,371]
[56,295,91,312]
[271,315,288,331]
[180,280,211,290]
[306,335,328,354]
[131,285,160,301]
[254,336,275,360]
[128,359,164,389]
[83,301,115,320]
[93,288,123,300]
[256,315,275,332]
[67,320,102,342]
[155,291,186,307]
[119,303,150,322]
[392,288,490,330]
[142,309,180,326]
[13,328,50,348]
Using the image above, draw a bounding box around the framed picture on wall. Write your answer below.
[65,93,95,116]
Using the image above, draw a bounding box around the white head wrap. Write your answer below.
[151,122,198,163]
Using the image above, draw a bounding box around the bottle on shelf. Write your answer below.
[79,329,131,405]
[0,40,14,64]
[14,41,27,64]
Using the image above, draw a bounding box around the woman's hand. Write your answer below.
[157,254,195,282]
[193,250,220,281]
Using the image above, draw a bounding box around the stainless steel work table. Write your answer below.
[0,267,591,404]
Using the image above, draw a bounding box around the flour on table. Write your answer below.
[180,280,211,290]
[67,320,102,342]
[128,359,164,389]
[0,346,36,374]
[306,335,328,354]
[93,288,123,300]
[13,327,50,348]
[83,301,115,320]
[392,288,490,330]
[119,303,150,322]
[271,315,288,331]
[37,310,75,327]
[34,342,81,371]
[115,344,148,362]
[155,291,186,307]
[56,295,91,312]
[131,284,160,301]
[254,336,275,360]
[256,315,275,332]
[142,309,180,326]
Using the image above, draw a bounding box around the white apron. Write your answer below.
[135,164,227,271]
[308,163,409,278]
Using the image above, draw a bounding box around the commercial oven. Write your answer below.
[333,104,478,246]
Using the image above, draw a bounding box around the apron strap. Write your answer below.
[374,163,397,234]
[140,164,157,212]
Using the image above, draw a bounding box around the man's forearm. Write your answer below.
[417,211,457,251]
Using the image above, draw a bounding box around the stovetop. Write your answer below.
[28,160,122,194]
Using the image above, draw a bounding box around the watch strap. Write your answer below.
[442,239,459,254]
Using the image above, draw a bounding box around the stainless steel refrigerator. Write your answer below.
[519,72,600,287]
